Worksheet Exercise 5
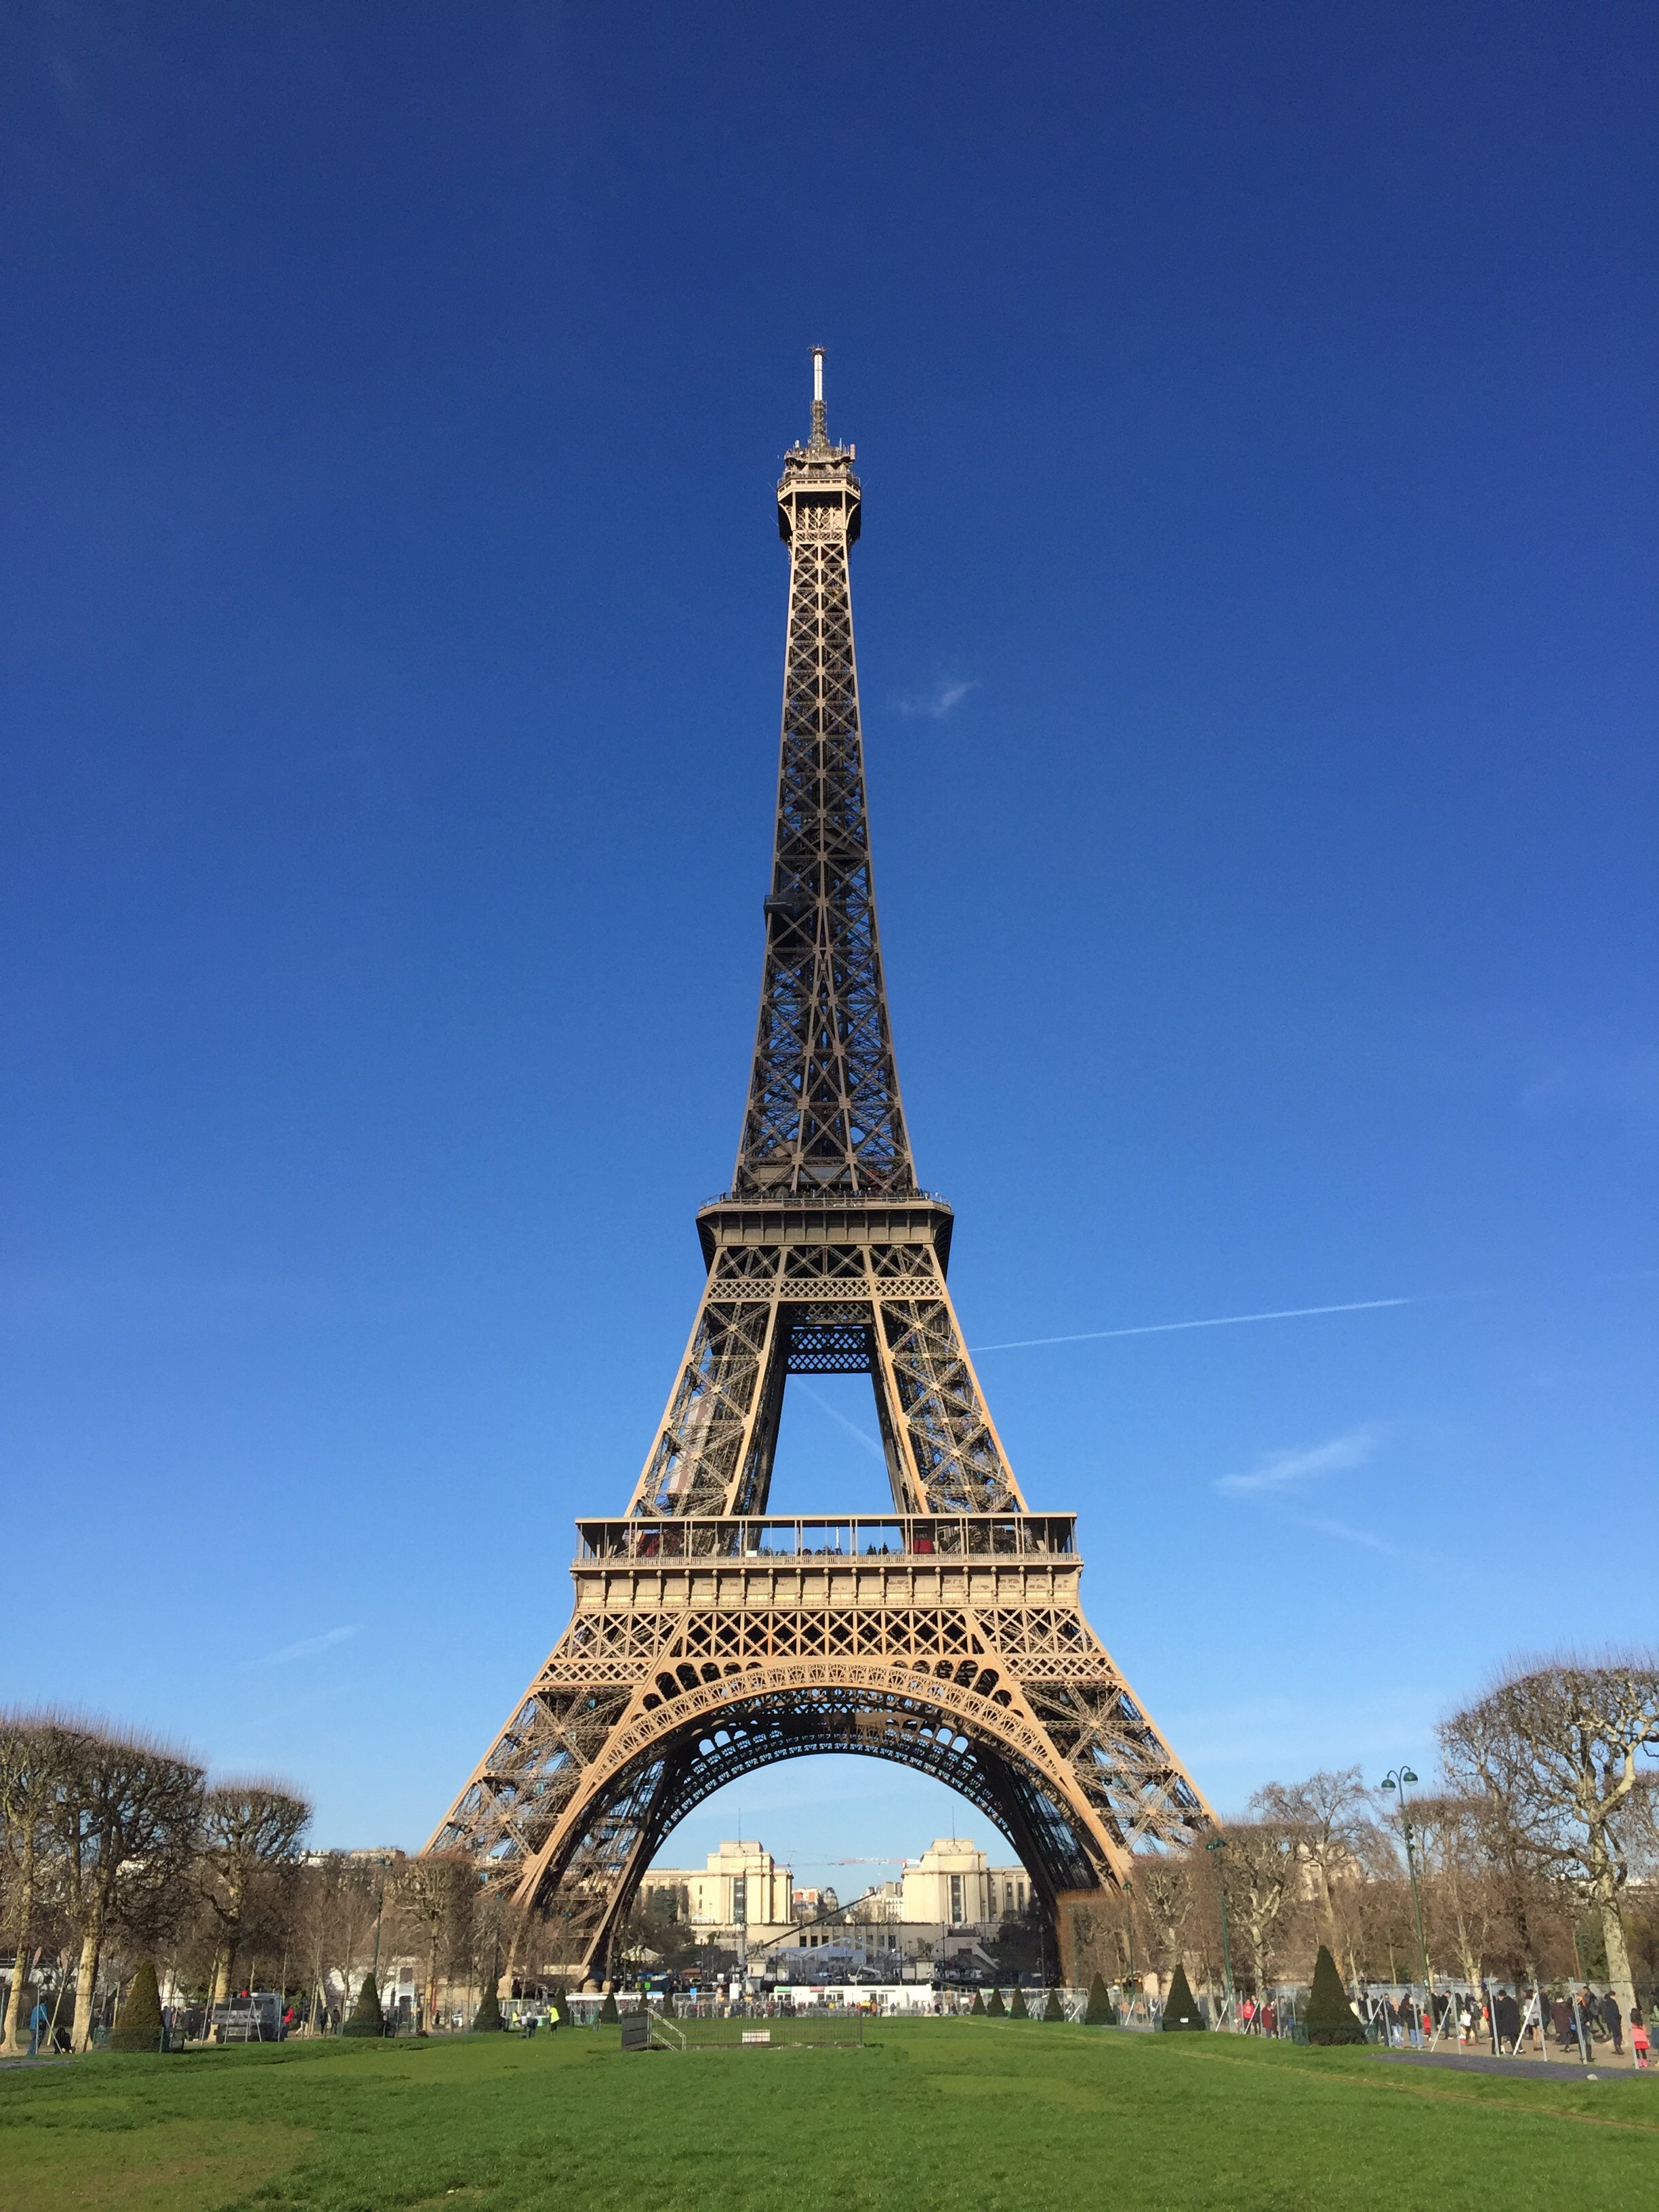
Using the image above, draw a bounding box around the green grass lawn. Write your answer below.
[3,2022,1656,2212]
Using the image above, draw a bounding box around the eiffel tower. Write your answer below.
[427,352,1214,1982]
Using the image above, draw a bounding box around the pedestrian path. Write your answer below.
[1371,2049,1653,2083]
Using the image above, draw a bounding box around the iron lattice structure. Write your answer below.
[428,359,1214,1982]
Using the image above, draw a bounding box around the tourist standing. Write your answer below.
[1629,2006,1648,2070]
[1601,1992,1622,2056]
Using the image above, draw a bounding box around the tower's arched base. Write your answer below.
[427,1514,1213,1985]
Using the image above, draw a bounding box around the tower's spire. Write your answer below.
[735,359,911,1196]
[810,344,828,449]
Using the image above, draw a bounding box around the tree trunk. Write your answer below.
[424,1926,440,2031]
[1601,1899,1637,2024]
[0,1843,38,2053]
[1452,1896,1481,1994]
[70,1911,104,2052]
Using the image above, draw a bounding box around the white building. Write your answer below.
[637,1834,1033,1964]
[901,1839,1029,1929]
[638,1840,794,1939]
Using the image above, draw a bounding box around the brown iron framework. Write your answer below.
[427,355,1214,1980]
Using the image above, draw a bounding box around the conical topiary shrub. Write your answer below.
[472,1981,502,2032]
[1160,1962,1205,2030]
[598,1990,619,2024]
[1046,1988,1067,2021]
[1009,1986,1029,2019]
[1084,1972,1118,2026]
[1303,1944,1366,2046]
[969,1988,986,2015]
[342,1971,385,2037]
[985,1987,1006,2017]
[110,1960,165,2053]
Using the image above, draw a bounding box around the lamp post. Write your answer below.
[1204,1838,1235,2028]
[1380,1769,1431,1993]
[368,1855,392,2034]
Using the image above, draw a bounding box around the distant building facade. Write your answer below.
[901,1839,1029,1928]
[638,1840,794,1941]
[638,1835,1033,1971]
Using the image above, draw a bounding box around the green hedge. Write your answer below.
[1084,1972,1118,2026]
[342,1971,385,2038]
[1160,1963,1206,2031]
[109,1960,165,2053]
[1303,1946,1367,2045]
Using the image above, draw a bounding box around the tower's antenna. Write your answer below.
[811,345,827,446]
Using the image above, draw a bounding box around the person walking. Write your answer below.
[1630,2006,1649,2070]
[1551,1994,1573,2050]
[1601,1991,1623,2056]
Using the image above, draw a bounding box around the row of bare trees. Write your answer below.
[9,1656,1654,2041]
[1070,1657,1659,2015]
[0,1712,310,2051]
[0,1715,531,2049]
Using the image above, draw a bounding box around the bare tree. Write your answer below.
[398,1853,476,2026]
[1130,1852,1193,1990]
[1063,1887,1137,1989]
[1411,1795,1504,1989]
[1250,1769,1381,1983]
[293,1852,381,2030]
[1216,1822,1302,1999]
[198,1781,312,2006]
[0,1715,89,2054]
[1440,1654,1659,2017]
[54,1727,204,2049]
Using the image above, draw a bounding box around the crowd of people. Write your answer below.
[1362,1986,1647,2064]
[1219,1983,1650,2067]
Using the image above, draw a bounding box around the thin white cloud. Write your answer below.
[1217,1428,1376,1496]
[1291,1512,1397,1555]
[254,1625,360,1667]
[796,1384,886,1460]
[974,1297,1408,1354]
[895,677,977,718]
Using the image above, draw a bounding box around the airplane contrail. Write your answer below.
[970,1296,1411,1353]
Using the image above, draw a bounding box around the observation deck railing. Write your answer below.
[574,1512,1078,1568]
[698,1188,951,1210]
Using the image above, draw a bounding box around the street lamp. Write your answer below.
[1380,1769,1431,1993]
[1204,1838,1235,2027]
[368,1854,392,2030]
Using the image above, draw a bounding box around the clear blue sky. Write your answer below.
[3,4,1654,1889]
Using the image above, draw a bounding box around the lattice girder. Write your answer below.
[626,1211,1024,1519]
[735,401,910,1199]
